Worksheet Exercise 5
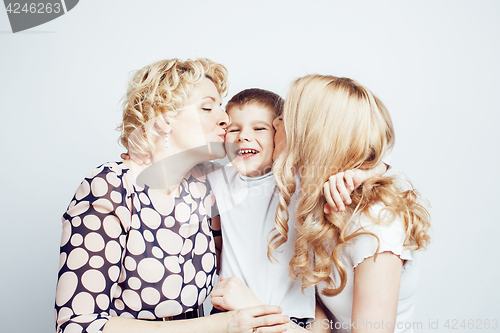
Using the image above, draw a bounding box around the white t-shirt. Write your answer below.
[205,162,316,321]
[318,203,421,333]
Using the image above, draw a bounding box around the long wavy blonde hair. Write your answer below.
[118,58,228,157]
[270,75,430,296]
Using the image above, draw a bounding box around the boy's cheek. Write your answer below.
[261,157,275,171]
[224,133,235,143]
[256,132,276,150]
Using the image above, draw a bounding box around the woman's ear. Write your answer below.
[154,114,172,134]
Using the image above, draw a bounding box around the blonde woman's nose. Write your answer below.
[219,120,227,129]
[218,108,229,129]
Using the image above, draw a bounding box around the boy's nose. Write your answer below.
[238,130,252,142]
[237,135,250,142]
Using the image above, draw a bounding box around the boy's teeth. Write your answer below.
[238,149,258,155]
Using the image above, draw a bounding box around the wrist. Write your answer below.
[208,311,232,333]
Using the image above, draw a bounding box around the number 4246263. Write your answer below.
[5,2,62,14]
[444,319,498,330]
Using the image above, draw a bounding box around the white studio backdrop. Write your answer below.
[1,1,499,332]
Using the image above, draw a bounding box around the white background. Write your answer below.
[1,1,499,332]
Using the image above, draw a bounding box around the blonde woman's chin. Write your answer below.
[206,142,226,160]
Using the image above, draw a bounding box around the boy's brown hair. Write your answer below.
[225,88,284,117]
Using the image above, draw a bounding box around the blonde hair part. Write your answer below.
[118,58,228,157]
[270,75,430,296]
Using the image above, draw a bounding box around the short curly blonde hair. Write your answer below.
[117,58,228,157]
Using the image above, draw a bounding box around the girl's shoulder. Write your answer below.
[347,202,413,268]
[351,202,406,235]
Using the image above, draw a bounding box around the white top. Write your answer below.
[205,162,316,321]
[318,203,421,333]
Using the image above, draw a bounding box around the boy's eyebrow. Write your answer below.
[228,120,271,127]
[227,118,273,127]
[251,120,273,126]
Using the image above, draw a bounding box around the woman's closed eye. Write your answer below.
[201,102,214,111]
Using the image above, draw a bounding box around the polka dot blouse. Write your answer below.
[55,162,219,333]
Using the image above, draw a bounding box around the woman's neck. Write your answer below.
[127,147,206,196]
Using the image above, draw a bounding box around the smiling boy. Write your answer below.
[206,88,317,325]
[225,91,278,178]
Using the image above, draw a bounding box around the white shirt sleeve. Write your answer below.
[348,203,413,269]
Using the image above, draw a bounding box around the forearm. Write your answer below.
[103,313,228,333]
[361,162,387,179]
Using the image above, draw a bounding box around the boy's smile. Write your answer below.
[236,148,260,159]
[225,104,276,177]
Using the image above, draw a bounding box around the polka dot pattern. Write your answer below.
[75,180,90,201]
[137,258,165,283]
[124,257,137,271]
[89,256,104,269]
[67,248,89,270]
[83,215,100,231]
[81,270,106,293]
[108,266,120,281]
[55,162,218,332]
[141,287,161,305]
[96,294,109,311]
[128,277,142,290]
[70,234,83,247]
[71,217,81,228]
[91,177,108,197]
[84,233,105,252]
[59,252,67,271]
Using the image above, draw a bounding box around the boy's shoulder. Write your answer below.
[203,161,238,183]
[203,160,234,173]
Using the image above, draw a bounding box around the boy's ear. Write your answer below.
[155,114,172,134]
